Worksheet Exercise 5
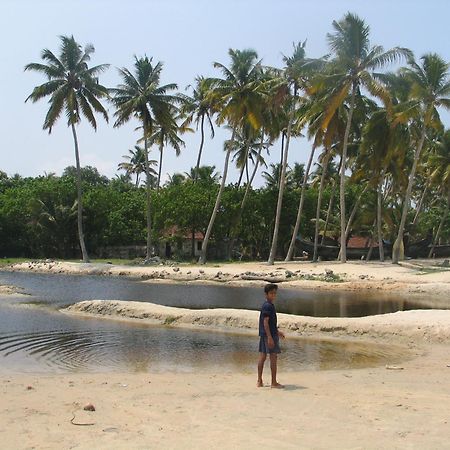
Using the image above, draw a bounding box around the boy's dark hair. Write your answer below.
[264,283,278,294]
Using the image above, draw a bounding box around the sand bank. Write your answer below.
[5,258,450,299]
[3,259,450,448]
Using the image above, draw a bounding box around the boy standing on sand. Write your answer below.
[257,283,285,388]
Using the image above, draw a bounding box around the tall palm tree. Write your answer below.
[118,145,157,187]
[111,55,179,259]
[199,49,264,264]
[392,53,450,263]
[25,35,109,262]
[318,13,411,262]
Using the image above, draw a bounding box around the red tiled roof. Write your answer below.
[162,225,204,240]
[347,236,379,248]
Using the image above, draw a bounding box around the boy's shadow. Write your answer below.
[281,384,307,391]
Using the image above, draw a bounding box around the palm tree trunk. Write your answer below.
[339,82,357,263]
[199,127,236,264]
[143,136,153,260]
[411,181,429,228]
[268,113,293,265]
[194,114,206,180]
[337,183,368,260]
[321,180,337,245]
[236,141,249,188]
[428,201,449,258]
[285,145,316,261]
[157,141,164,191]
[313,153,330,262]
[377,173,385,261]
[71,123,89,263]
[392,127,427,263]
[228,131,265,255]
[365,219,377,261]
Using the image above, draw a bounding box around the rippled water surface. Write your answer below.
[0,270,426,373]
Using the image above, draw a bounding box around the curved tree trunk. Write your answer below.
[285,145,316,261]
[392,127,427,263]
[143,135,153,260]
[194,114,206,180]
[268,115,293,265]
[199,127,236,264]
[339,82,357,263]
[236,141,249,188]
[71,123,89,263]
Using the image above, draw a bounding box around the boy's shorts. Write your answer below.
[259,335,281,354]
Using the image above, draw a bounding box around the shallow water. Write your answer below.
[0,270,439,316]
[0,270,424,374]
[0,304,408,374]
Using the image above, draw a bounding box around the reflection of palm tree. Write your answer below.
[25,35,109,262]
[111,56,178,259]
[392,53,450,263]
[319,13,411,262]
[118,146,157,187]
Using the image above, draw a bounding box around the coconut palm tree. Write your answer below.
[199,49,264,264]
[392,53,450,263]
[118,145,157,187]
[181,76,217,181]
[318,13,411,262]
[25,35,109,262]
[111,56,179,259]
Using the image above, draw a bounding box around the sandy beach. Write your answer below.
[1,259,450,449]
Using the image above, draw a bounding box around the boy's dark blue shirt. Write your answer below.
[259,300,278,337]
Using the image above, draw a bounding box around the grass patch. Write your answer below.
[163,316,180,325]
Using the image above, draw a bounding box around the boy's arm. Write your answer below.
[263,316,274,348]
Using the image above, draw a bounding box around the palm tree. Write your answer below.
[118,145,157,187]
[392,53,450,263]
[199,49,264,264]
[181,76,216,181]
[147,114,186,190]
[25,35,109,262]
[318,13,411,262]
[111,56,178,259]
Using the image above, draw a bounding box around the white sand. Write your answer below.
[2,259,450,449]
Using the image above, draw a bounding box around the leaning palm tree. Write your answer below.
[392,53,450,263]
[111,56,178,259]
[25,35,109,262]
[199,48,264,264]
[317,13,411,262]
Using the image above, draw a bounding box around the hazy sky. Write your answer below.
[1,0,449,186]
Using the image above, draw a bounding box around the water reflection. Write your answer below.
[0,270,442,317]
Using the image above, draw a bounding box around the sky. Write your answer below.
[0,0,449,187]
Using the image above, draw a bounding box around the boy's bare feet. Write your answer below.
[271,382,284,389]
[257,380,264,387]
